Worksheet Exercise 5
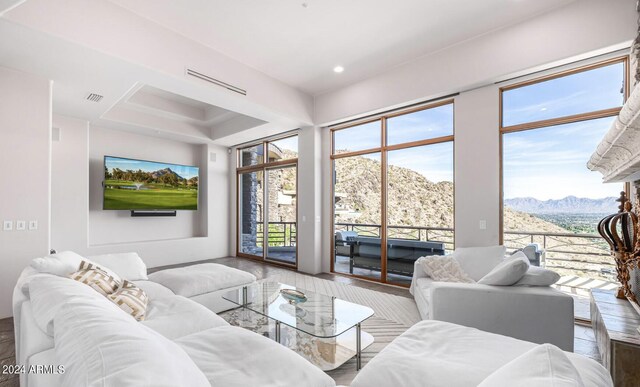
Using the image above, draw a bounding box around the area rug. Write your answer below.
[219,271,420,386]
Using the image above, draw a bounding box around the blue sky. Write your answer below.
[270,136,298,154]
[503,117,619,200]
[106,157,199,180]
[503,63,624,126]
[334,104,453,154]
[339,62,624,199]
[387,142,453,183]
[503,62,624,200]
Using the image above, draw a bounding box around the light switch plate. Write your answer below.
[479,220,487,230]
[28,220,38,230]
[3,221,13,231]
[16,220,26,231]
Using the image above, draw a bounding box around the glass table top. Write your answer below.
[222,282,374,338]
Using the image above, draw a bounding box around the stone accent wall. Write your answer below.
[241,150,260,254]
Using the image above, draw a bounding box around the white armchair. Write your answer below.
[410,253,575,351]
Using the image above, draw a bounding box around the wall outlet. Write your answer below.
[479,220,487,230]
[16,220,26,231]
[28,220,38,230]
[3,221,12,231]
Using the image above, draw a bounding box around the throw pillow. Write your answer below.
[88,252,149,281]
[31,251,85,276]
[108,280,149,321]
[421,256,475,283]
[32,251,122,281]
[478,343,585,387]
[478,251,530,286]
[515,266,561,286]
[70,261,121,296]
[452,245,506,281]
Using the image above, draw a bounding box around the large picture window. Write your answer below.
[500,57,627,319]
[331,101,454,286]
[237,135,298,267]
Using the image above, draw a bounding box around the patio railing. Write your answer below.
[502,230,614,279]
[335,222,455,251]
[256,222,297,247]
[250,221,615,281]
[334,222,615,281]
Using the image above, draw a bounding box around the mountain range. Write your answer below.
[151,167,186,181]
[504,196,618,214]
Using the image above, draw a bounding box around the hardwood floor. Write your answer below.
[150,256,414,298]
[0,318,17,387]
[152,256,602,362]
[0,256,601,387]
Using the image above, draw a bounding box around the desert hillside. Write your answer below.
[332,154,566,234]
[261,152,613,280]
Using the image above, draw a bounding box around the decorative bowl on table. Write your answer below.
[280,289,307,304]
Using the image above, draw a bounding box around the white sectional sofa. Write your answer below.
[12,252,336,387]
[410,246,575,351]
[350,320,612,387]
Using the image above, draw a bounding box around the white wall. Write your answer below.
[51,116,231,269]
[51,115,89,250]
[0,67,51,318]
[453,86,501,247]
[297,126,323,274]
[314,0,636,125]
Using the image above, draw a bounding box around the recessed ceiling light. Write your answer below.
[333,66,344,73]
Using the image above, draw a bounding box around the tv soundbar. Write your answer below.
[130,210,177,217]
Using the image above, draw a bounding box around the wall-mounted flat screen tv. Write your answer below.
[103,156,199,210]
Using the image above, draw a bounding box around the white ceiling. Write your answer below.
[0,19,270,145]
[109,0,576,95]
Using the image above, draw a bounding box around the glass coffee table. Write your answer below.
[223,282,374,370]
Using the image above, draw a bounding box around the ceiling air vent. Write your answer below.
[185,68,247,96]
[86,93,104,103]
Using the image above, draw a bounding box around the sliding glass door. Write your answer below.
[333,152,383,281]
[331,101,455,286]
[265,165,297,265]
[237,135,298,267]
[238,170,264,258]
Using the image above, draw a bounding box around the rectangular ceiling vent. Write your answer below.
[185,68,247,96]
[86,93,104,103]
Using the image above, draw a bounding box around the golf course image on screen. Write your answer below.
[103,156,199,210]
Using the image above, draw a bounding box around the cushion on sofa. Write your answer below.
[142,295,229,340]
[175,325,336,387]
[478,343,585,387]
[69,263,121,296]
[31,251,86,277]
[31,251,120,281]
[148,263,257,297]
[54,298,209,387]
[29,275,127,336]
[515,266,561,286]
[88,252,148,281]
[107,280,149,321]
[132,280,175,299]
[452,245,506,281]
[421,256,474,283]
[478,252,530,286]
[350,320,611,387]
